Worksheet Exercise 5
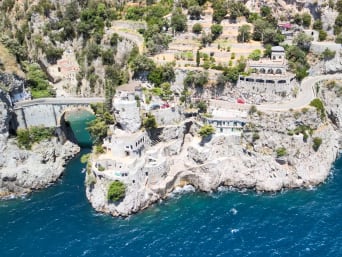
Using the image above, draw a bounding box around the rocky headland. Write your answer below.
[86,88,341,217]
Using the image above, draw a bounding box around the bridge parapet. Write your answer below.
[13,97,104,129]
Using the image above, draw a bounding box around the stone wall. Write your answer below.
[236,74,297,103]
[14,103,92,129]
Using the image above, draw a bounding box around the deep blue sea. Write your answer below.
[0,113,341,257]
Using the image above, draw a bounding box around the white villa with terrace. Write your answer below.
[205,109,247,136]
[237,46,296,102]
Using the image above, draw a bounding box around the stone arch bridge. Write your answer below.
[13,97,104,129]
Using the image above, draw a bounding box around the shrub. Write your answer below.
[276,147,287,157]
[199,124,215,138]
[95,145,105,154]
[313,137,322,151]
[248,105,257,115]
[107,181,126,202]
[196,101,207,113]
[80,153,90,164]
[16,126,54,149]
[211,24,223,40]
[252,133,260,142]
[192,23,203,34]
[321,48,336,60]
[248,49,262,60]
[309,98,326,119]
[24,62,54,98]
[143,113,157,130]
[318,30,327,41]
[45,45,63,64]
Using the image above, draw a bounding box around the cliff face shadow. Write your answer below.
[59,113,78,145]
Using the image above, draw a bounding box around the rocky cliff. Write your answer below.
[0,138,80,199]
[86,102,341,216]
[0,73,80,199]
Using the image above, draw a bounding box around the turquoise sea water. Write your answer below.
[0,115,341,256]
[64,110,95,147]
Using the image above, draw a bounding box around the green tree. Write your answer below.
[87,118,108,144]
[252,18,269,41]
[216,73,229,87]
[334,13,342,35]
[188,5,203,20]
[312,137,322,151]
[302,13,312,28]
[147,63,175,86]
[248,49,262,60]
[107,181,126,202]
[171,8,187,32]
[313,19,323,30]
[200,31,213,46]
[196,50,200,67]
[24,62,54,98]
[64,1,80,21]
[16,127,54,149]
[192,23,203,34]
[125,6,145,20]
[196,101,207,113]
[237,24,251,42]
[321,48,336,60]
[318,30,327,41]
[229,0,250,20]
[199,124,215,138]
[336,33,342,43]
[336,0,342,12]
[159,82,173,100]
[45,45,63,64]
[110,33,120,47]
[131,55,156,76]
[260,6,271,17]
[293,32,313,52]
[212,0,227,23]
[102,49,115,65]
[184,71,208,88]
[143,113,157,130]
[211,24,223,40]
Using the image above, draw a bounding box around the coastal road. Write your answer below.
[209,74,342,112]
[14,74,342,112]
[14,97,105,108]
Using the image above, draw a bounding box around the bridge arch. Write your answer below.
[57,106,94,127]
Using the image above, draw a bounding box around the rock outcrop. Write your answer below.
[86,104,341,217]
[0,73,80,199]
[0,138,80,199]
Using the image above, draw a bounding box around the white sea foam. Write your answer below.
[230,228,239,234]
[229,208,238,215]
[169,185,195,198]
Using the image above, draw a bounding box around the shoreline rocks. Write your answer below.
[0,138,80,199]
[0,75,81,199]
[86,104,342,217]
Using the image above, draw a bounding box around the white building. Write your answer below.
[93,128,167,186]
[103,130,148,158]
[113,83,144,133]
[237,46,296,102]
[205,109,247,135]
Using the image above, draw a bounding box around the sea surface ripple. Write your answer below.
[0,152,341,257]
